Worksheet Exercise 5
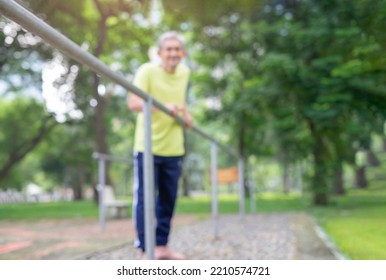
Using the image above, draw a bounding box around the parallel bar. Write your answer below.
[238,158,245,218]
[0,0,237,158]
[143,98,155,260]
[211,142,219,238]
[97,159,106,231]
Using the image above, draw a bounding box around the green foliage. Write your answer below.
[0,97,57,189]
[189,0,386,204]
[163,0,264,27]
[0,17,47,83]
[1,0,152,194]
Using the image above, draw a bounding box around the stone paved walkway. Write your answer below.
[0,215,197,260]
[0,212,338,260]
[86,212,338,260]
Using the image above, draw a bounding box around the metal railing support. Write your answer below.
[92,152,132,232]
[238,158,245,218]
[210,142,219,239]
[143,98,155,260]
[97,158,106,231]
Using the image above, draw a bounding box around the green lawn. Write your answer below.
[175,192,305,219]
[0,192,305,220]
[312,185,386,260]
[0,201,99,220]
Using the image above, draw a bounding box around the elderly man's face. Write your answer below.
[158,39,185,70]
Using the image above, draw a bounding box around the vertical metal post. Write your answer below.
[143,98,155,260]
[211,142,219,238]
[249,164,256,213]
[238,158,245,218]
[98,158,106,232]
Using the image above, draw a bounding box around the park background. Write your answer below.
[1,0,386,260]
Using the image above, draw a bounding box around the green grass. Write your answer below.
[0,201,99,220]
[176,192,305,214]
[312,185,386,260]
[0,192,305,221]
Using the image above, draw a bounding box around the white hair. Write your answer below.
[157,31,186,50]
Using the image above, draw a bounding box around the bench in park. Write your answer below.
[103,185,130,219]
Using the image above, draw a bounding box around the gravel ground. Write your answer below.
[86,212,337,260]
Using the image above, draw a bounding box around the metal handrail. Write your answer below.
[0,0,246,260]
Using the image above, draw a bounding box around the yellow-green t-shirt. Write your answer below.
[132,62,190,156]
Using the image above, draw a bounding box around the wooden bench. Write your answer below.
[103,185,130,219]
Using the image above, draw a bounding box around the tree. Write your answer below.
[0,16,59,188]
[179,0,386,205]
[16,0,153,195]
[0,97,58,188]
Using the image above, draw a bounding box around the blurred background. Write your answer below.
[1,0,386,259]
[0,0,386,259]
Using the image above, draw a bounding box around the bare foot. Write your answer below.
[139,247,186,260]
[155,246,186,260]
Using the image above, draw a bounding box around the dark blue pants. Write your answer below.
[133,152,182,252]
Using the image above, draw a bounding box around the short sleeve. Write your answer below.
[133,63,151,93]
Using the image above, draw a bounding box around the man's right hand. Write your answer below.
[166,103,183,117]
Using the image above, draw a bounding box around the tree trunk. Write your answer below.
[92,8,112,204]
[383,137,386,152]
[308,120,329,205]
[333,161,345,195]
[0,118,57,182]
[238,113,246,158]
[313,158,329,205]
[366,150,380,166]
[238,112,248,196]
[93,73,112,185]
[73,165,85,201]
[355,166,368,189]
[294,162,303,192]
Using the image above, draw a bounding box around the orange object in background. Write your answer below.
[217,167,238,184]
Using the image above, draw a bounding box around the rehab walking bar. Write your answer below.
[143,98,155,259]
[0,0,245,259]
[211,142,219,238]
[238,158,245,218]
[97,156,106,231]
